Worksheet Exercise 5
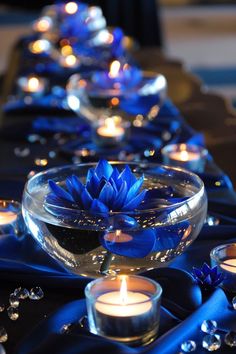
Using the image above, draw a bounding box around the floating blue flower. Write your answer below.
[46,159,147,214]
[192,263,224,291]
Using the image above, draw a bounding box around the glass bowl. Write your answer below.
[22,162,207,278]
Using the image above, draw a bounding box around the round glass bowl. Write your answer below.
[22,162,207,278]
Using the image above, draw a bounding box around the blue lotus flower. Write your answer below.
[46,159,147,214]
[192,263,224,291]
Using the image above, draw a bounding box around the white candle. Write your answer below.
[169,150,200,162]
[220,259,236,273]
[95,277,152,317]
[0,211,17,226]
[97,117,125,138]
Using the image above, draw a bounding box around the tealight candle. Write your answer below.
[211,243,236,292]
[17,76,46,96]
[162,144,208,173]
[33,16,53,33]
[85,275,162,346]
[0,200,24,237]
[91,60,142,96]
[59,54,80,69]
[94,116,129,147]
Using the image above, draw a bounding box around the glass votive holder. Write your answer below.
[85,275,162,346]
[0,200,25,237]
[92,116,130,147]
[210,243,236,293]
[161,143,208,173]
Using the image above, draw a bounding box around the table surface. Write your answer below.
[1,45,236,354]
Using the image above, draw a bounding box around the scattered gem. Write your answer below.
[9,293,19,308]
[14,287,29,300]
[202,334,221,351]
[205,215,220,226]
[14,147,30,158]
[0,327,7,343]
[225,331,236,347]
[60,323,73,334]
[181,340,196,352]
[0,304,4,313]
[29,287,44,300]
[34,158,48,167]
[7,306,19,321]
[201,320,217,334]
[232,296,236,310]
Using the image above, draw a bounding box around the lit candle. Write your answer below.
[220,259,236,273]
[162,144,208,173]
[64,1,78,15]
[59,54,80,69]
[17,76,46,95]
[0,200,24,237]
[33,16,53,33]
[85,275,162,346]
[0,211,17,226]
[97,117,124,138]
[91,60,142,95]
[211,243,236,293]
[28,39,51,55]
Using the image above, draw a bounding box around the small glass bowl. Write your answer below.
[0,200,25,237]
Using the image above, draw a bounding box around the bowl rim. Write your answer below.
[23,161,206,216]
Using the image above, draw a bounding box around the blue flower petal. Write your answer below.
[109,178,118,198]
[112,181,128,210]
[94,159,113,180]
[118,165,137,189]
[99,182,114,207]
[202,263,211,275]
[48,180,74,203]
[125,175,144,205]
[100,228,156,258]
[110,167,120,185]
[90,199,109,213]
[122,189,147,211]
[81,188,93,210]
[71,175,84,195]
[86,172,100,197]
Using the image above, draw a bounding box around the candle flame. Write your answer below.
[28,77,40,91]
[65,2,78,14]
[109,60,121,78]
[179,150,189,162]
[64,54,78,67]
[120,276,128,304]
[104,117,116,132]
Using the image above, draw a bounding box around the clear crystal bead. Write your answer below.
[7,306,19,321]
[0,304,5,313]
[202,334,221,351]
[9,293,19,308]
[29,287,44,300]
[225,331,236,347]
[201,320,217,334]
[232,296,236,310]
[14,287,29,300]
[0,344,6,354]
[14,147,30,158]
[60,323,73,334]
[181,340,196,352]
[0,327,7,343]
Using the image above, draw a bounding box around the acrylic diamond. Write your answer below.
[0,327,7,343]
[225,331,236,347]
[181,340,196,352]
[202,334,221,351]
[29,287,44,300]
[7,306,19,321]
[201,320,217,334]
[9,293,19,308]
